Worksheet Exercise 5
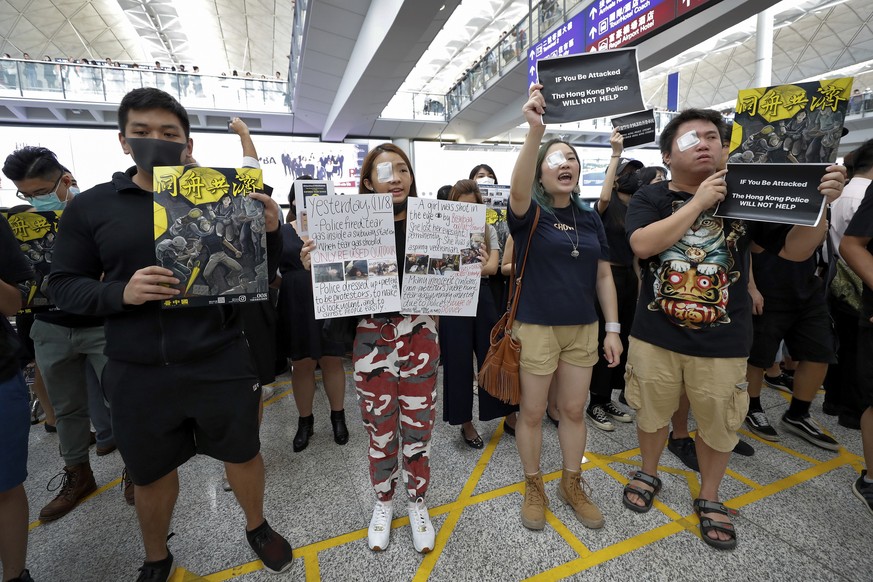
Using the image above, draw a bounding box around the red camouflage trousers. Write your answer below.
[353,314,439,502]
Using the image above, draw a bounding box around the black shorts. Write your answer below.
[858,326,873,409]
[747,295,837,369]
[103,338,262,486]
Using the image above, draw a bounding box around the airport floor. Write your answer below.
[20,365,873,582]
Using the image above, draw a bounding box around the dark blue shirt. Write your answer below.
[508,200,608,326]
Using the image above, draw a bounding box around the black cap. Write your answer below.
[617,157,644,175]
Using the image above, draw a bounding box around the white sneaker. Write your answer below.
[368,500,392,551]
[407,497,435,553]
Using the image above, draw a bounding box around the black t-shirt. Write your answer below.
[843,183,873,328]
[600,197,634,267]
[1,217,35,380]
[751,247,823,304]
[626,182,788,358]
[508,200,609,326]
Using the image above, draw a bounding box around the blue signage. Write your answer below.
[586,0,668,47]
[527,10,586,87]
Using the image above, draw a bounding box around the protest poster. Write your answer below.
[153,166,269,309]
[611,108,656,148]
[308,194,400,319]
[4,210,61,313]
[296,179,334,238]
[728,78,852,164]
[537,48,644,124]
[715,163,829,227]
[401,198,486,316]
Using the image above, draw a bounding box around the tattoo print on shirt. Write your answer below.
[648,201,746,329]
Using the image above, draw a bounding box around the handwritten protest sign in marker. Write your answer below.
[401,198,487,317]
[308,194,400,319]
[611,109,656,148]
[716,163,829,227]
[537,48,644,124]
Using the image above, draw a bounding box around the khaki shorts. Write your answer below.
[511,321,599,375]
[623,338,749,453]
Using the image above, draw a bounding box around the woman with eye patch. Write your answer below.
[300,143,439,555]
[507,84,622,533]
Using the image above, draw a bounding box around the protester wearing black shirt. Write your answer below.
[0,216,35,582]
[622,108,845,550]
[839,182,873,517]
[47,88,292,580]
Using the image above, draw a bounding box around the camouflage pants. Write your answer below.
[353,314,439,502]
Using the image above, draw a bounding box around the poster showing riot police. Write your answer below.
[4,210,61,313]
[152,166,269,309]
[728,77,853,164]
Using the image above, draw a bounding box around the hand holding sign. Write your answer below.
[819,164,847,205]
[693,169,728,211]
[523,83,546,127]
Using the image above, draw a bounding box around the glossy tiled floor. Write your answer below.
[20,366,872,581]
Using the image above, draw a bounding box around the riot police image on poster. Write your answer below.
[152,166,269,308]
[728,77,852,164]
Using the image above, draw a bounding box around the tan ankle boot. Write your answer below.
[38,463,98,522]
[558,469,604,529]
[521,471,549,530]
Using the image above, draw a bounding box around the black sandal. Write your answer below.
[622,470,662,513]
[693,498,739,550]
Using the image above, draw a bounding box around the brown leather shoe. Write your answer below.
[38,463,98,522]
[96,443,117,456]
[122,469,135,506]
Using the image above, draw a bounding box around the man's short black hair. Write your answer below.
[2,146,63,182]
[846,138,873,177]
[659,108,726,155]
[117,87,191,138]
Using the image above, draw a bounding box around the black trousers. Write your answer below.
[589,264,637,405]
[439,280,517,424]
[824,297,864,415]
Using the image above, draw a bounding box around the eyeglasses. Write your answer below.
[15,173,62,201]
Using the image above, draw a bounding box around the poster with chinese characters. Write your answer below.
[152,166,269,309]
[308,194,400,319]
[4,211,61,313]
[728,78,853,164]
[401,198,486,316]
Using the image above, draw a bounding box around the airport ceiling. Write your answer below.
[0,0,294,77]
[0,0,872,144]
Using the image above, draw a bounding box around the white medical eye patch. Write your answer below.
[376,162,394,182]
[547,150,567,168]
[677,130,700,151]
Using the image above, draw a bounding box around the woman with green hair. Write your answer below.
[507,83,622,533]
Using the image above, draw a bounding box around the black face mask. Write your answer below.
[126,138,187,172]
[617,172,641,195]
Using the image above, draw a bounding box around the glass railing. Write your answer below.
[0,58,289,113]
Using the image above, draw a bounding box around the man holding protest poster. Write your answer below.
[622,108,844,550]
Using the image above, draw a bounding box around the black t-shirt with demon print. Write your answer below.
[626,181,789,358]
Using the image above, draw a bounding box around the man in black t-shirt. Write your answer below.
[0,215,36,582]
[623,108,845,550]
[839,184,873,517]
[743,243,839,452]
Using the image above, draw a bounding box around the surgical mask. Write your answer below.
[476,177,495,185]
[30,192,66,212]
[126,138,187,171]
[617,172,641,195]
[68,186,80,198]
